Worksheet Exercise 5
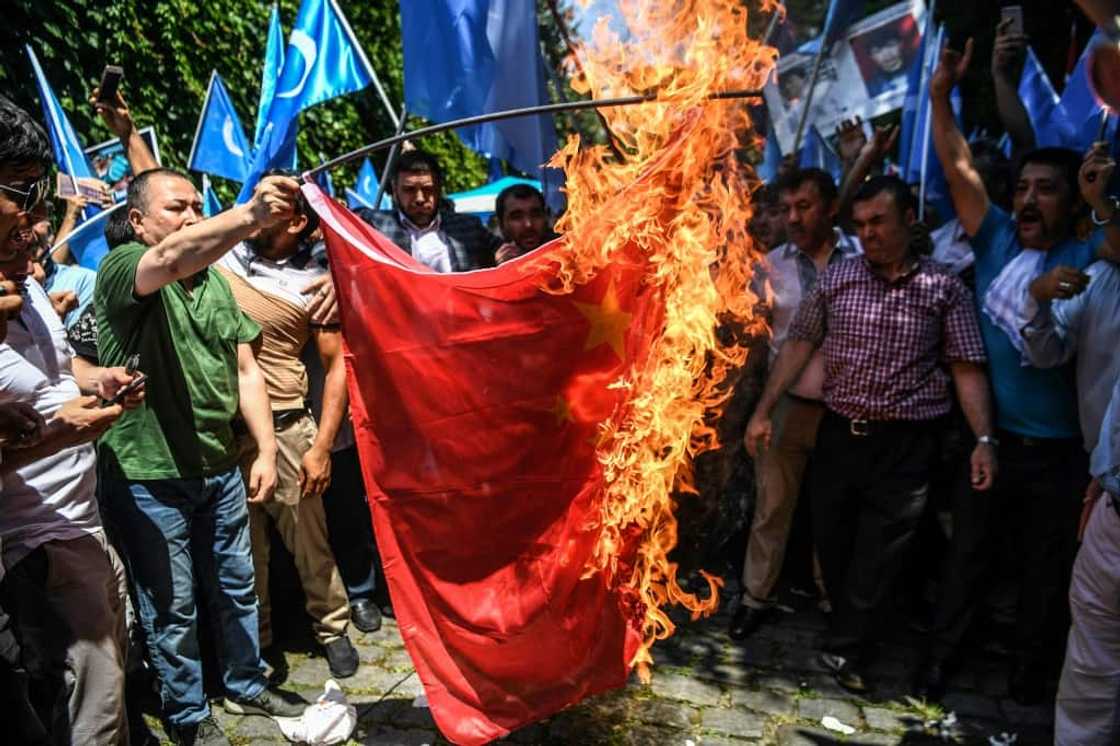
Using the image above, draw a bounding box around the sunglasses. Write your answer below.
[0,175,50,212]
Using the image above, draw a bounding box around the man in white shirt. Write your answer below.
[0,97,145,746]
[735,169,859,640]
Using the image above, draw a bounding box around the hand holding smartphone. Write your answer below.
[1001,6,1024,36]
[97,65,124,104]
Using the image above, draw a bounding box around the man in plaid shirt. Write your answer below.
[746,176,997,694]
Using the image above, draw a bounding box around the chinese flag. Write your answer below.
[306,185,662,745]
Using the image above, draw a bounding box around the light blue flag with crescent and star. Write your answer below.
[255,4,285,150]
[344,157,389,209]
[188,71,253,183]
[238,0,378,202]
[26,44,109,269]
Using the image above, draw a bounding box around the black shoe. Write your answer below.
[818,651,870,694]
[223,687,306,718]
[324,635,360,678]
[1008,661,1045,706]
[728,605,771,640]
[350,599,382,633]
[170,716,231,746]
[912,658,949,701]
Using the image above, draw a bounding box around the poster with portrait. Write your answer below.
[84,126,162,202]
[764,0,926,155]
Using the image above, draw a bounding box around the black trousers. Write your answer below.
[808,411,938,661]
[323,446,383,604]
[930,432,1087,668]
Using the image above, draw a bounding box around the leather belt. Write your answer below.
[827,411,928,438]
[273,408,309,432]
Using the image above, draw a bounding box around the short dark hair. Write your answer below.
[0,95,51,170]
[126,167,193,215]
[495,183,545,221]
[776,168,839,205]
[263,168,320,242]
[851,174,918,217]
[1016,147,1082,196]
[755,183,780,207]
[391,150,442,185]
[104,205,135,248]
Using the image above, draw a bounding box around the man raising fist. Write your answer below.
[94,171,306,745]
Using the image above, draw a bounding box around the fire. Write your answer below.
[541,0,779,678]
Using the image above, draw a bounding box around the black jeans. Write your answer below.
[323,446,383,603]
[808,411,938,662]
[930,432,1087,668]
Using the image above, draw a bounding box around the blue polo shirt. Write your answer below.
[971,206,1099,438]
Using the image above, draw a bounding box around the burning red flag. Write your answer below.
[307,184,670,744]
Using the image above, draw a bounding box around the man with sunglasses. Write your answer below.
[0,95,146,745]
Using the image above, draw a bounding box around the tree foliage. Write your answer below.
[0,1,491,202]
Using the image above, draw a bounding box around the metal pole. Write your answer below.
[303,89,763,179]
[372,104,409,212]
[791,43,827,155]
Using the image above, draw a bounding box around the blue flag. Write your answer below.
[345,157,389,209]
[239,0,378,202]
[254,3,285,150]
[1054,32,1117,154]
[188,72,252,183]
[756,124,783,184]
[400,0,557,181]
[26,45,109,269]
[201,175,224,217]
[799,125,844,183]
[315,155,335,198]
[821,0,867,47]
[1018,47,1066,148]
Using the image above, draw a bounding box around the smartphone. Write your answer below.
[1001,5,1024,36]
[101,373,147,408]
[55,173,108,201]
[97,65,124,104]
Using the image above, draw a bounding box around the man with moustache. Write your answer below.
[734,169,859,640]
[920,40,1120,703]
[493,184,556,264]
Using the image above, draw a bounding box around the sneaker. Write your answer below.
[223,687,305,718]
[324,634,360,678]
[169,716,231,746]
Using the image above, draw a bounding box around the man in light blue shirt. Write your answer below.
[1055,372,1120,745]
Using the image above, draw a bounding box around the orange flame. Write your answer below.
[543,0,780,679]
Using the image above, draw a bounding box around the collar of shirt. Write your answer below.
[778,228,860,263]
[399,211,442,237]
[860,254,921,284]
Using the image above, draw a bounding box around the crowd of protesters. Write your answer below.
[0,78,553,745]
[1,12,1120,746]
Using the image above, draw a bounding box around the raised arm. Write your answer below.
[838,122,899,223]
[133,176,298,297]
[930,39,991,236]
[991,19,1036,158]
[1079,143,1120,263]
[90,88,159,174]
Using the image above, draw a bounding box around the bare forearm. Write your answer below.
[1098,224,1120,263]
[138,204,257,295]
[122,127,159,174]
[838,150,877,220]
[952,363,994,438]
[70,357,105,396]
[994,75,1035,155]
[756,339,816,417]
[932,94,989,233]
[313,359,348,452]
[2,424,79,474]
[51,207,82,264]
[238,366,276,455]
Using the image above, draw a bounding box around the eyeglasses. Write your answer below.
[0,176,50,213]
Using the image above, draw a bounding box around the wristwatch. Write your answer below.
[977,435,1000,447]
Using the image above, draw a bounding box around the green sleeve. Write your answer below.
[236,311,261,344]
[94,242,151,319]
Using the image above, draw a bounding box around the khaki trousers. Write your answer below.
[741,394,825,608]
[1,532,129,744]
[241,414,350,647]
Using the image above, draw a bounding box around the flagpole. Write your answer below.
[328,0,399,128]
[791,43,827,155]
[373,104,408,212]
[916,5,940,222]
[188,71,218,171]
[49,201,125,254]
[305,88,763,179]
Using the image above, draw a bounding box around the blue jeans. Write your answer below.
[102,467,266,727]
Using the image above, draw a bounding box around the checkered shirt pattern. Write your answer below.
[787,256,987,421]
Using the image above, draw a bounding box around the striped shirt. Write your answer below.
[787,256,987,421]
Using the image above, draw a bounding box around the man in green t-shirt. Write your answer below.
[95,168,305,745]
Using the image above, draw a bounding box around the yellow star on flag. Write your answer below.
[573,278,633,361]
[550,394,574,425]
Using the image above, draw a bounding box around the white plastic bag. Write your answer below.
[276,679,357,744]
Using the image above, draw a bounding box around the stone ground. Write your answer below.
[140,583,1055,746]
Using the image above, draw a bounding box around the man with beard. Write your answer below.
[920,39,1120,704]
[494,184,556,264]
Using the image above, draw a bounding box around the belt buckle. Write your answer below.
[850,419,870,437]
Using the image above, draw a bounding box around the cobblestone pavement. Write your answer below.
[144,591,1055,745]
